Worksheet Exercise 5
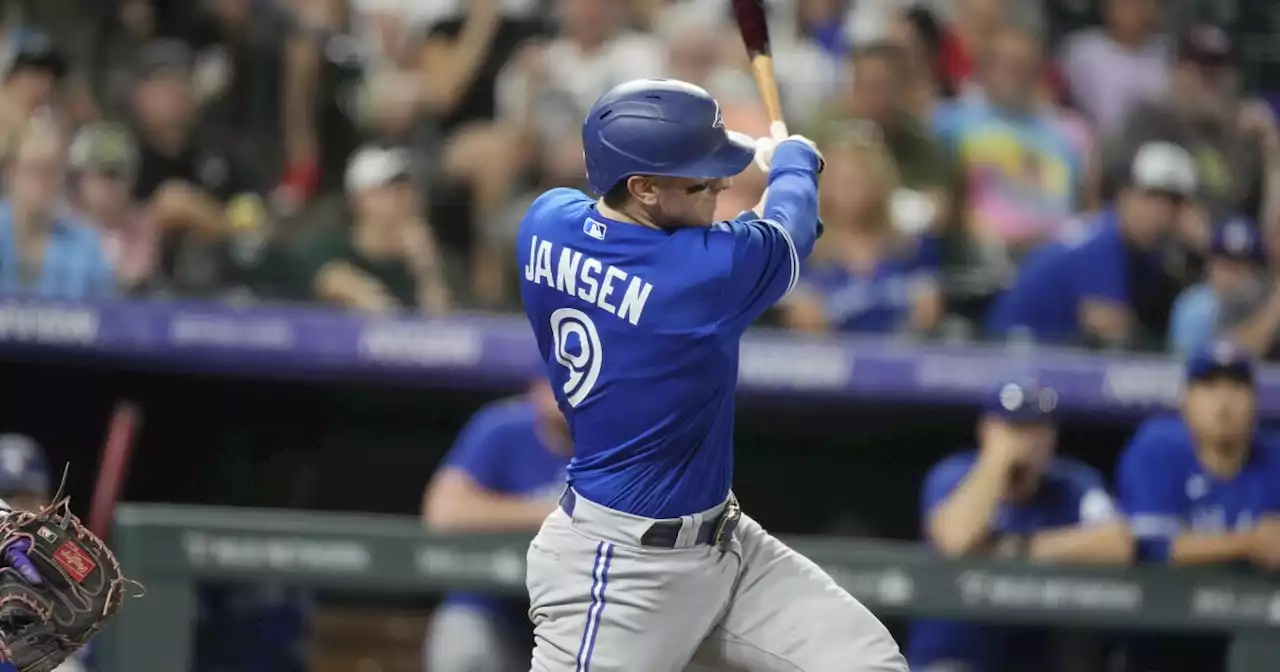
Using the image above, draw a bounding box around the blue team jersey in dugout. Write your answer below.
[517,172,817,518]
[439,399,569,619]
[908,451,1116,670]
[1118,416,1280,562]
[797,235,940,333]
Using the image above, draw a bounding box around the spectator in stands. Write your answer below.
[0,434,86,672]
[0,120,113,300]
[1116,344,1280,672]
[1169,218,1269,355]
[935,0,1045,98]
[781,132,943,334]
[129,39,265,296]
[935,22,1084,260]
[0,28,67,164]
[296,145,451,313]
[1060,0,1168,136]
[279,0,364,206]
[1109,25,1280,230]
[67,122,157,293]
[421,378,570,672]
[885,6,946,121]
[413,0,546,291]
[810,42,950,230]
[984,141,1195,348]
[908,380,1131,672]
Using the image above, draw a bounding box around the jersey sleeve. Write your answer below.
[440,406,511,491]
[1061,462,1118,526]
[1116,425,1184,561]
[706,141,822,333]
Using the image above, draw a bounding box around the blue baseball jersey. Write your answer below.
[985,210,1155,342]
[1117,417,1280,562]
[908,451,1117,671]
[440,399,570,618]
[517,143,822,518]
[796,235,940,333]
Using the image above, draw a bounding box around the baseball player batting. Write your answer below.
[516,78,907,671]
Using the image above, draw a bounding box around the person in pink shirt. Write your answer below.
[66,122,158,292]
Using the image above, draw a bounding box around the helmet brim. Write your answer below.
[671,131,756,181]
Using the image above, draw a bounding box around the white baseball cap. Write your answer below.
[1130,141,1197,196]
[344,145,412,192]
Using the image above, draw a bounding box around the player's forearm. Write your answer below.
[1167,532,1252,566]
[762,142,822,260]
[423,494,556,533]
[1029,522,1133,565]
[1231,286,1280,355]
[929,459,1008,557]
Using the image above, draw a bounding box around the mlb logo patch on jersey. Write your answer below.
[584,218,608,240]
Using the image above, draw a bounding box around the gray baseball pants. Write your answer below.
[525,489,908,671]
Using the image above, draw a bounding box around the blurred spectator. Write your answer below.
[1109,25,1280,229]
[1116,344,1280,671]
[421,379,570,672]
[935,22,1085,265]
[129,39,265,296]
[294,145,450,313]
[413,0,546,304]
[1059,0,1168,136]
[490,0,661,305]
[67,121,158,293]
[781,133,943,335]
[908,380,1130,671]
[1169,218,1268,355]
[937,0,1028,97]
[985,141,1195,347]
[0,433,87,672]
[279,0,364,206]
[811,42,950,230]
[885,6,947,120]
[0,119,113,300]
[0,28,67,163]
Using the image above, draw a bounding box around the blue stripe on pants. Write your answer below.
[575,541,614,672]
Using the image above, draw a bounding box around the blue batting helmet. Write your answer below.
[582,79,756,195]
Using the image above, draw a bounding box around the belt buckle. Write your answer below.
[713,500,742,546]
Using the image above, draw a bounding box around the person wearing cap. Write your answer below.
[1109,24,1280,228]
[67,122,158,292]
[908,380,1131,672]
[128,39,264,293]
[1115,342,1280,671]
[0,119,115,300]
[1168,217,1267,354]
[293,144,451,312]
[421,378,570,672]
[985,140,1196,346]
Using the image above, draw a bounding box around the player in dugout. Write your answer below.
[1116,341,1280,672]
[420,378,571,672]
[908,380,1133,672]
[0,433,86,672]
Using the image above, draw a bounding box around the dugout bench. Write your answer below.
[94,504,1280,672]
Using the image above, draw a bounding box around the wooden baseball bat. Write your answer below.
[730,0,788,140]
[89,401,142,539]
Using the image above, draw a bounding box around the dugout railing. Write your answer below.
[94,504,1280,672]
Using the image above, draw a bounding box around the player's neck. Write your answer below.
[596,200,662,230]
[1196,440,1249,479]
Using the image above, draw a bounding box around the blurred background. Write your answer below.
[0,0,1279,670]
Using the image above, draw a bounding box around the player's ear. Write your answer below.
[628,175,660,207]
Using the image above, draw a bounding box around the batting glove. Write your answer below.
[753,134,824,174]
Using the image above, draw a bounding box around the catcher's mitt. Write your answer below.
[0,499,136,672]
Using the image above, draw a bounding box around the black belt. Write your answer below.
[559,489,741,548]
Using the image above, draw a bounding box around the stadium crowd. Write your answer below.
[4,1,1280,672]
[0,0,1275,355]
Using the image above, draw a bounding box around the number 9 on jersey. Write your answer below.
[550,308,603,407]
